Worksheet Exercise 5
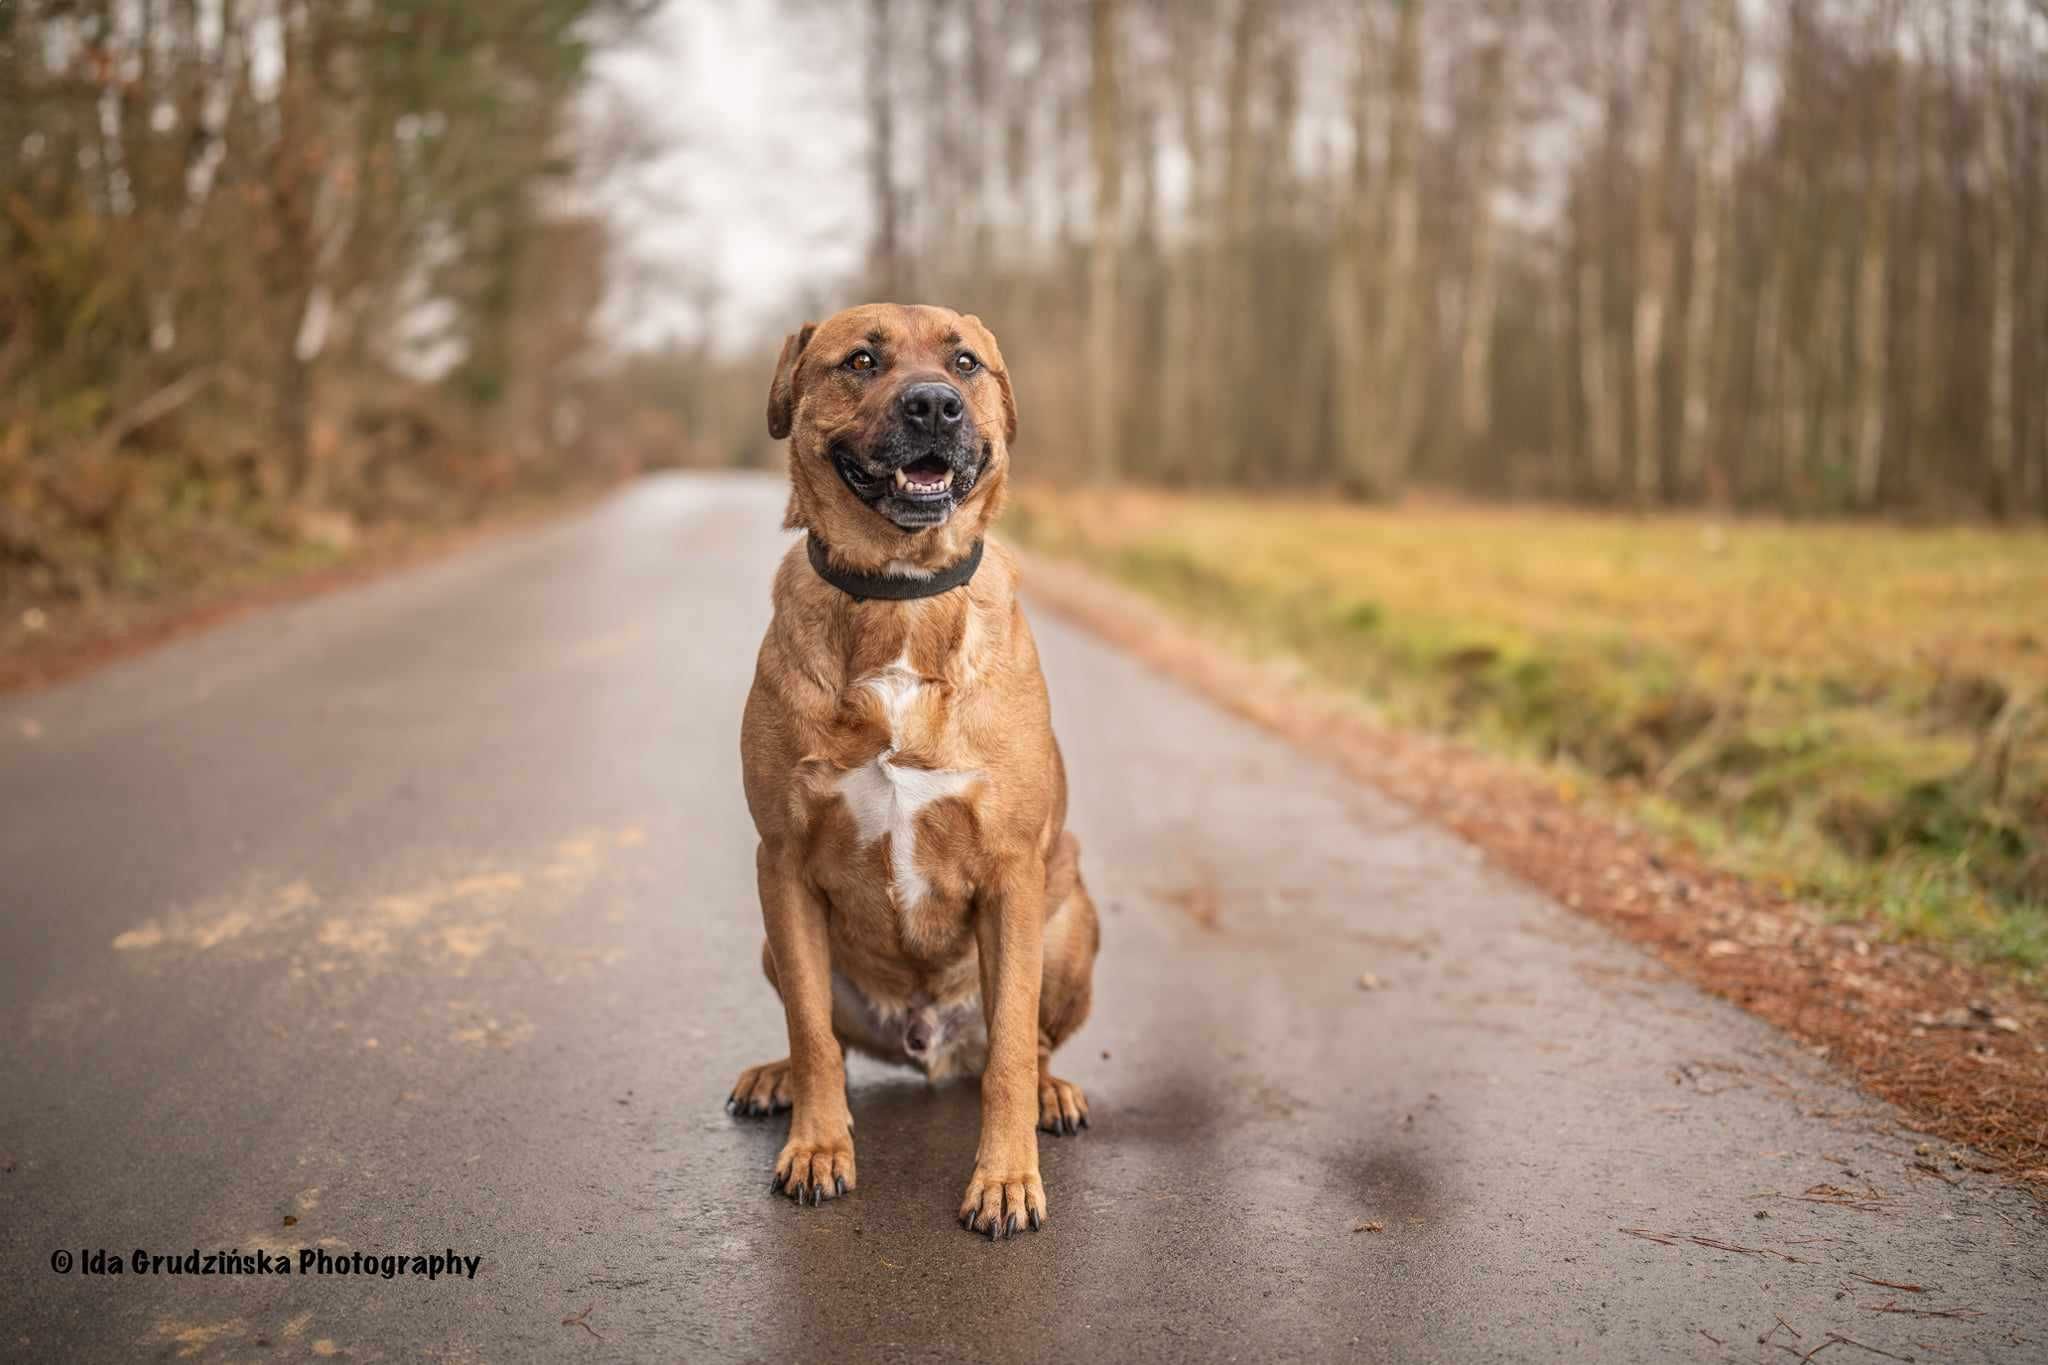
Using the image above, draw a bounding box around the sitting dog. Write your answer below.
[729,303,1100,1239]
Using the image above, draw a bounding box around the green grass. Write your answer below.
[1008,486,2048,984]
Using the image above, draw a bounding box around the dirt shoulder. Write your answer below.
[0,490,612,697]
[1020,549,2048,1191]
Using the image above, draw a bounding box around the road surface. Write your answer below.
[2,475,2040,1362]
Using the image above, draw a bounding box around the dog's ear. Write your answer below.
[766,322,818,440]
[963,315,1017,442]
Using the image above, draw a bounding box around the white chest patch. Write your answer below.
[836,653,980,910]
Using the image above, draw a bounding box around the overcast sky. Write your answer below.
[588,0,868,352]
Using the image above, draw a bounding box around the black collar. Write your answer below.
[806,535,984,602]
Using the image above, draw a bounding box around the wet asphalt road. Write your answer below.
[2,474,2042,1363]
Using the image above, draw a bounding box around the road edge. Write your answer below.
[0,488,619,698]
[1015,544,2048,1196]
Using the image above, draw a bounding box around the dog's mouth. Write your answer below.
[831,441,986,531]
[892,454,955,499]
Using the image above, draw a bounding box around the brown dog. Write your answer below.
[729,303,1100,1238]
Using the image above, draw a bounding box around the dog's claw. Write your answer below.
[835,1176,847,1198]
[1029,1208,1043,1232]
[728,1060,795,1121]
[1038,1073,1089,1140]
[988,1215,1001,1241]
[1007,1213,1021,1236]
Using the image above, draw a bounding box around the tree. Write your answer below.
[1680,0,1741,505]
[1087,0,1124,479]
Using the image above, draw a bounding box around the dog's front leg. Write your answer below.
[960,854,1047,1238]
[758,841,854,1204]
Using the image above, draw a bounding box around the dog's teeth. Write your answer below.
[939,470,954,489]
[894,468,909,490]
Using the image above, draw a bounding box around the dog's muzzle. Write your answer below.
[831,382,985,530]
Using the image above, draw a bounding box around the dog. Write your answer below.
[729,303,1100,1239]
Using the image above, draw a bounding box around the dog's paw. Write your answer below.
[726,1059,793,1118]
[771,1125,856,1207]
[958,1164,1047,1240]
[1037,1073,1090,1137]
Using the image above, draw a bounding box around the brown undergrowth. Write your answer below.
[0,489,612,696]
[1019,550,2048,1191]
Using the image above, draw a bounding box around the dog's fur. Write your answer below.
[730,303,1099,1238]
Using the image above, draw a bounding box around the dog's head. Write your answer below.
[767,303,1017,567]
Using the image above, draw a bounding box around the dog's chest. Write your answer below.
[831,652,981,915]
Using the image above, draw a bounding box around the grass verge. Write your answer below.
[1007,486,2048,989]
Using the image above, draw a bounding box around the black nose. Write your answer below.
[898,382,964,436]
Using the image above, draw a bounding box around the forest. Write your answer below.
[5,0,2047,634]
[1,1,656,613]
[754,0,2048,518]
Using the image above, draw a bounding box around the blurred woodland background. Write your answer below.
[1,0,660,614]
[4,2,2045,967]
[6,0,2047,610]
[704,0,2047,519]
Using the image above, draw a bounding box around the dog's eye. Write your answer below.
[953,352,981,376]
[844,350,876,373]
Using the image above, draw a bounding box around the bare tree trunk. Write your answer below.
[273,1,324,501]
[1753,248,1787,508]
[1980,0,2017,515]
[1457,25,1511,466]
[1680,0,1740,507]
[1373,0,1425,498]
[1548,238,1578,496]
[1579,259,1623,496]
[1851,2,1901,510]
[1086,0,1123,480]
[997,0,1039,262]
[1329,7,1376,493]
[918,0,964,288]
[1810,242,1847,498]
[1256,37,1317,476]
[964,0,997,280]
[866,0,902,298]
[1777,268,1809,504]
[1911,7,1949,509]
[1575,1,1627,499]
[1209,0,1261,483]
[1160,6,1211,485]
[1775,1,1823,508]
[1630,0,1680,505]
